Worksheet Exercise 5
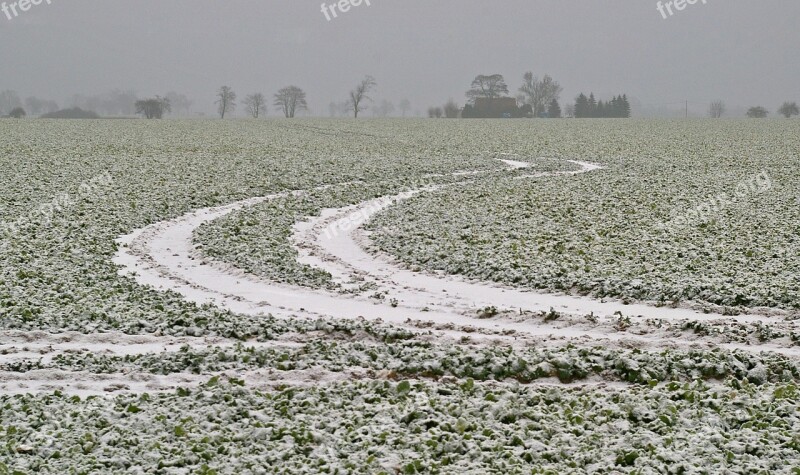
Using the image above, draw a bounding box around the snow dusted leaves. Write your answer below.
[2,379,800,474]
[369,124,800,311]
[0,172,113,253]
[660,169,773,232]
[2,118,800,473]
[0,119,496,333]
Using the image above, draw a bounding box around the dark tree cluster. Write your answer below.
[778,101,799,118]
[135,96,171,119]
[460,73,556,118]
[2,88,194,118]
[427,106,443,118]
[547,99,562,118]
[746,106,769,118]
[41,108,100,119]
[428,100,460,119]
[456,73,629,119]
[574,93,631,118]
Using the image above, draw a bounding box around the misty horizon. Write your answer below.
[1,0,798,118]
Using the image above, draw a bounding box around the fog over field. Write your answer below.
[1,0,799,116]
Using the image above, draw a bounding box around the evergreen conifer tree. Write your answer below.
[548,99,562,118]
[575,93,589,118]
[621,94,631,118]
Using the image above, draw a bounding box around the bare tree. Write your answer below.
[399,99,411,117]
[518,73,563,118]
[348,75,377,118]
[709,100,726,119]
[135,96,171,119]
[565,104,575,118]
[244,93,267,118]
[465,74,509,103]
[777,101,799,118]
[274,86,308,118]
[443,99,460,118]
[216,86,237,119]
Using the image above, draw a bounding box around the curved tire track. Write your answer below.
[113,159,798,355]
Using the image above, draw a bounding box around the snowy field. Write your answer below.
[2,118,800,473]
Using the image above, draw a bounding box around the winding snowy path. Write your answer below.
[111,159,797,355]
[7,158,798,395]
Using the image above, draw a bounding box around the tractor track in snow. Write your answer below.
[7,158,799,395]
[112,158,797,352]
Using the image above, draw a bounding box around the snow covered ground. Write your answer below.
[113,157,799,365]
[2,119,800,473]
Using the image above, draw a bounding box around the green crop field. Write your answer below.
[2,118,800,474]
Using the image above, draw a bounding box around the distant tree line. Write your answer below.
[328,97,410,118]
[75,90,192,117]
[427,100,460,119]
[5,80,798,121]
[0,89,59,118]
[0,88,197,119]
[715,101,799,119]
[427,73,633,119]
[41,108,100,119]
[574,93,631,118]
[212,85,309,119]
[436,72,559,119]
[212,76,381,119]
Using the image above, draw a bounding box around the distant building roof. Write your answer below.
[474,97,518,114]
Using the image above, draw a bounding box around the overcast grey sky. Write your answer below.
[1,0,798,116]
